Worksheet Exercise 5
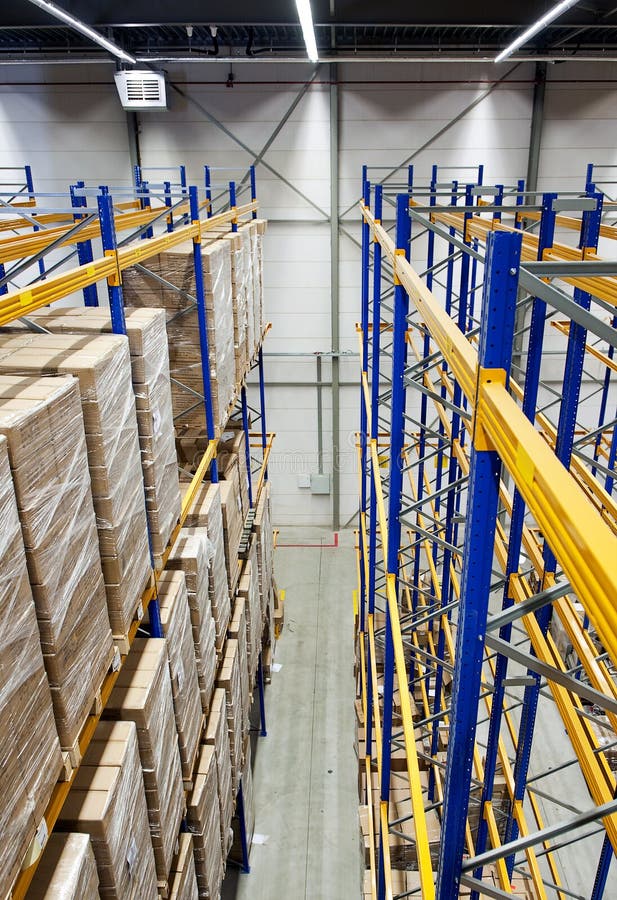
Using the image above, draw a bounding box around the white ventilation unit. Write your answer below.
[114,70,167,110]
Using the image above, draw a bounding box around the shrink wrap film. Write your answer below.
[58,720,158,899]
[27,832,100,899]
[216,639,244,795]
[183,483,231,650]
[0,435,63,896]
[188,745,224,900]
[0,333,151,635]
[204,688,234,855]
[152,571,203,780]
[105,639,185,880]
[168,833,199,900]
[121,239,235,432]
[167,531,217,714]
[27,307,181,560]
[216,428,249,523]
[227,597,250,741]
[238,223,256,364]
[255,482,274,618]
[238,553,261,681]
[217,464,243,595]
[223,231,249,385]
[0,374,113,749]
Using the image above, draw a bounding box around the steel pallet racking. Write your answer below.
[0,166,274,898]
[357,163,617,899]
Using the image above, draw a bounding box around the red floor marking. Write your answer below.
[277,532,339,548]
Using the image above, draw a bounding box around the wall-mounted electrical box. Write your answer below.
[310,473,331,495]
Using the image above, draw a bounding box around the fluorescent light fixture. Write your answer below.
[25,0,136,64]
[295,0,319,63]
[495,0,580,63]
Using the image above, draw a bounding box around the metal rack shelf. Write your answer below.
[0,165,273,899]
[357,163,617,899]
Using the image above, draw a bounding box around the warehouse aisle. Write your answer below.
[222,526,360,900]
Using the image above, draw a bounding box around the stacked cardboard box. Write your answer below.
[218,466,243,596]
[58,720,158,899]
[183,485,232,651]
[121,239,235,432]
[254,482,274,618]
[229,737,255,867]
[0,435,63,896]
[238,224,256,365]
[216,639,244,795]
[27,833,100,899]
[0,375,113,751]
[188,745,224,900]
[154,571,203,781]
[167,531,217,713]
[238,545,262,680]
[253,219,267,342]
[168,833,199,900]
[25,307,181,563]
[205,688,234,856]
[228,597,250,740]
[217,428,250,523]
[105,639,185,881]
[223,231,249,386]
[0,333,151,637]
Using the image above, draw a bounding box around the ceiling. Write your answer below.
[2,1,617,63]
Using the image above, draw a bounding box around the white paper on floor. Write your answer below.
[252,834,269,844]
[272,663,282,673]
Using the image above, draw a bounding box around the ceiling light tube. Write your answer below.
[25,0,136,63]
[495,0,580,63]
[295,0,319,63]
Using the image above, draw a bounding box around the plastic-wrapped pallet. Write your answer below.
[154,571,203,782]
[27,307,181,564]
[26,833,100,899]
[0,375,113,752]
[238,223,256,364]
[104,639,185,881]
[253,218,268,336]
[254,482,274,618]
[216,428,250,523]
[183,484,231,650]
[168,834,199,900]
[58,720,158,899]
[223,230,250,385]
[228,597,250,741]
[204,688,234,856]
[218,463,243,595]
[238,554,261,681]
[188,745,224,900]
[216,639,244,795]
[0,333,151,639]
[121,239,235,433]
[229,737,254,867]
[167,531,217,714]
[0,435,63,897]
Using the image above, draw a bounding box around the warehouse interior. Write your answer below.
[1,1,617,898]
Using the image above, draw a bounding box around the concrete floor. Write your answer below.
[222,526,361,900]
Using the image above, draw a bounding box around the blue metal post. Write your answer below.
[241,385,254,508]
[133,165,142,191]
[436,230,522,900]
[25,165,46,278]
[98,186,163,637]
[592,313,616,480]
[179,165,189,224]
[250,165,258,219]
[591,831,613,899]
[236,780,251,873]
[205,166,213,218]
[141,179,154,239]
[189,185,219,484]
[359,177,371,637]
[377,194,411,900]
[474,194,557,889]
[230,181,238,233]
[257,653,267,737]
[514,179,525,230]
[366,183,383,768]
[164,180,174,233]
[71,181,98,306]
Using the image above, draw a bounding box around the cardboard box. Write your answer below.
[27,832,100,899]
[204,688,234,852]
[216,639,244,795]
[0,435,63,897]
[58,720,158,899]
[168,833,199,900]
[154,571,203,781]
[238,551,261,680]
[0,334,151,636]
[188,745,224,900]
[104,639,185,880]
